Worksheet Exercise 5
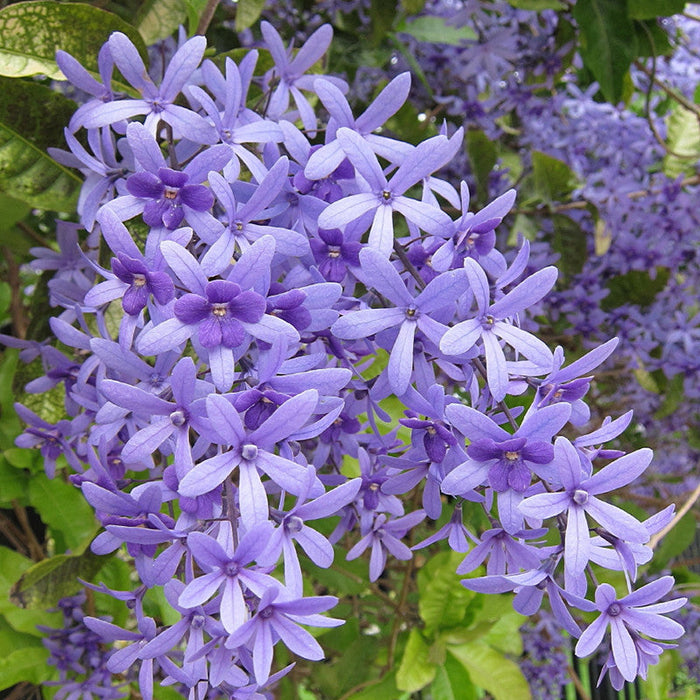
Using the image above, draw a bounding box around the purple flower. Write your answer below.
[175,280,266,349]
[575,577,686,684]
[225,587,343,685]
[178,523,278,634]
[78,32,215,142]
[260,21,347,133]
[347,510,426,582]
[519,437,652,594]
[310,228,362,282]
[318,127,461,256]
[331,246,468,394]
[440,257,557,401]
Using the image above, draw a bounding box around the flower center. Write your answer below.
[481,315,495,329]
[133,274,147,288]
[211,303,228,317]
[382,190,392,201]
[328,246,341,258]
[608,602,622,617]
[285,515,304,534]
[259,606,274,619]
[504,450,520,461]
[405,307,417,318]
[224,562,240,577]
[169,410,186,427]
[573,489,589,505]
[164,188,178,200]
[241,443,258,461]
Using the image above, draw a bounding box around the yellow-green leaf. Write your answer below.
[0,1,147,80]
[0,77,81,211]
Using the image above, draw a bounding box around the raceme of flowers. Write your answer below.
[7,21,687,699]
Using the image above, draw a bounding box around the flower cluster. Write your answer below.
[8,19,688,698]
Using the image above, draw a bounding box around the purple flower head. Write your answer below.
[78,32,215,142]
[440,257,557,401]
[575,577,686,685]
[225,587,343,685]
[127,167,213,230]
[310,228,362,282]
[111,252,175,314]
[174,280,266,349]
[519,437,653,595]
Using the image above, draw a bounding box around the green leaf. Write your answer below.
[417,551,475,633]
[395,16,476,45]
[573,0,638,103]
[448,641,531,700]
[663,103,700,179]
[369,0,397,46]
[549,214,588,282]
[466,130,497,206]
[135,0,187,45]
[0,194,31,232]
[344,671,399,700]
[430,653,477,700]
[0,645,52,690]
[627,0,686,19]
[642,645,679,700]
[601,267,670,311]
[184,0,209,33]
[508,0,566,7]
[396,629,437,692]
[506,0,565,8]
[0,455,29,504]
[531,151,579,203]
[401,0,427,13]
[650,512,697,574]
[28,474,97,551]
[235,0,267,32]
[653,373,684,420]
[0,77,81,211]
[0,1,147,80]
[9,550,108,610]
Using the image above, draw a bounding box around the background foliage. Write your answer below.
[0,0,698,698]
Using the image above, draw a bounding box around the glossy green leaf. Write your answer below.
[663,103,700,179]
[601,267,670,311]
[396,628,437,692]
[466,130,497,206]
[235,0,266,31]
[449,640,531,700]
[531,151,579,203]
[0,1,146,79]
[135,0,186,44]
[185,0,209,33]
[10,550,108,610]
[573,0,638,103]
[344,671,399,700]
[627,0,686,19]
[0,645,52,690]
[417,551,475,633]
[430,653,477,700]
[650,512,697,574]
[550,213,588,282]
[28,474,97,551]
[0,456,28,505]
[0,78,81,211]
[395,16,476,44]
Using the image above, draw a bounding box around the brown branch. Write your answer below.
[0,512,31,557]
[649,479,700,551]
[2,247,28,339]
[634,60,700,118]
[567,665,592,700]
[195,0,220,36]
[12,501,44,561]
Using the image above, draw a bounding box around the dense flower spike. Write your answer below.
[4,12,690,699]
